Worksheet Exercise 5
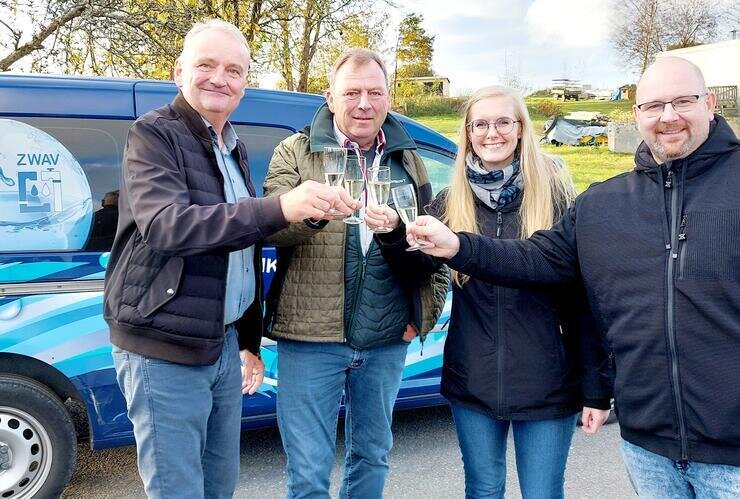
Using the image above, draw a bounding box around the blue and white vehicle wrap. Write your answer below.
[0,74,456,454]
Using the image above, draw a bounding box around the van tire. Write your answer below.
[0,374,77,499]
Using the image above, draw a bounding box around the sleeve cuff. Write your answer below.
[583,398,612,410]
[446,233,472,269]
[303,218,329,229]
[374,223,407,247]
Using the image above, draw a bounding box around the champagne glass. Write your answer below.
[343,155,365,225]
[391,184,430,251]
[367,166,392,233]
[323,146,347,217]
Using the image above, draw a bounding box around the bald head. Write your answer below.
[637,57,707,103]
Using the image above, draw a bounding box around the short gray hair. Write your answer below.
[181,19,250,60]
[328,47,388,90]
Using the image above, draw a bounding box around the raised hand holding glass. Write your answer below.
[391,183,430,251]
[367,166,392,232]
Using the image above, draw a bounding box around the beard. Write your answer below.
[651,139,694,162]
[649,125,704,163]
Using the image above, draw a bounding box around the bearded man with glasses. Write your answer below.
[409,56,740,497]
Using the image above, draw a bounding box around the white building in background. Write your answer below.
[656,39,740,114]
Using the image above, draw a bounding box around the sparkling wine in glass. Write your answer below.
[323,147,347,216]
[391,183,430,251]
[343,155,365,225]
[367,166,392,233]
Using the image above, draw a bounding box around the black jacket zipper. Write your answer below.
[495,211,504,418]
[664,168,689,460]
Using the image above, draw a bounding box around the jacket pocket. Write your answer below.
[136,257,184,318]
[681,209,740,281]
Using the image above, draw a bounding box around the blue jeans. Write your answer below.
[450,402,577,499]
[621,439,740,498]
[112,326,242,499]
[276,339,409,499]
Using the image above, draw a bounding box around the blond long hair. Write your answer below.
[443,86,576,286]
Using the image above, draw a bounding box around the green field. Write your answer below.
[415,98,637,192]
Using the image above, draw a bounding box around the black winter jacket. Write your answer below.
[104,94,287,365]
[448,116,740,465]
[427,191,612,420]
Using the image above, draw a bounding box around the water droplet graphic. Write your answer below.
[30,184,39,196]
[42,183,51,197]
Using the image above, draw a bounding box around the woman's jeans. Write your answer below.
[621,439,740,498]
[276,339,409,499]
[450,402,577,499]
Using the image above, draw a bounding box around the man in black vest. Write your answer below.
[104,19,353,499]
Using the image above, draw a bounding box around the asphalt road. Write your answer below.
[62,405,636,498]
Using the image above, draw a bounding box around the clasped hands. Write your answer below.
[278,180,463,252]
[279,180,360,222]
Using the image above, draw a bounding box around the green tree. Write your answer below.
[395,13,434,79]
[0,0,392,88]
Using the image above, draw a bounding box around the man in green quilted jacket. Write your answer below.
[263,47,449,499]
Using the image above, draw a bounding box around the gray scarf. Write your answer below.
[466,152,524,210]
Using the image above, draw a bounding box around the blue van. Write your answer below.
[0,74,455,497]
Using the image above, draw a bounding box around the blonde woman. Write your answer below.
[369,86,612,498]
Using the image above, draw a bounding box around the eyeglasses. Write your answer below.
[636,94,707,118]
[467,118,520,136]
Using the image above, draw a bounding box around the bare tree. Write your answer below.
[611,0,722,75]
[662,0,718,49]
[266,0,388,93]
[611,0,663,75]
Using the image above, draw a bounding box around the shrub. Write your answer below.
[394,95,467,117]
[608,108,634,122]
[533,99,564,119]
[529,88,551,97]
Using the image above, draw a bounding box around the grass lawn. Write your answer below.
[415,98,637,192]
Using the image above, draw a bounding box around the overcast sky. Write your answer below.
[392,0,630,95]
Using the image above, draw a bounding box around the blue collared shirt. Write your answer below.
[203,119,256,325]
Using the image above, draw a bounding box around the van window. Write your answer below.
[417,147,454,195]
[232,125,292,195]
[0,117,129,253]
[0,118,292,253]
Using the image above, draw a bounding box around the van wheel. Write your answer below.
[0,374,76,499]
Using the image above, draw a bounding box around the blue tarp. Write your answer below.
[542,117,607,146]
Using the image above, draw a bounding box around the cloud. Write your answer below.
[526,0,612,48]
[399,0,526,24]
